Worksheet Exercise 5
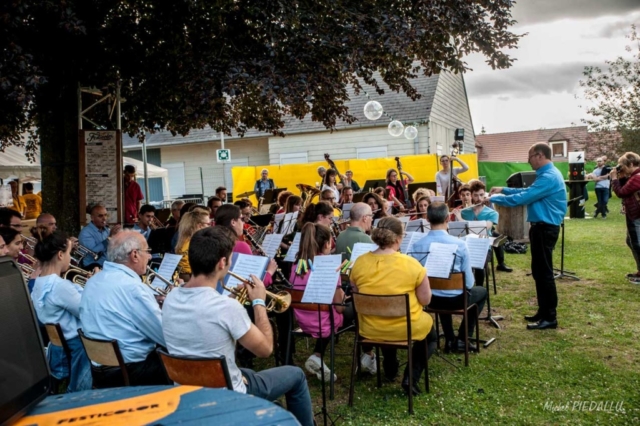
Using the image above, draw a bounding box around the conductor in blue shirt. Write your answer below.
[254,169,276,200]
[490,143,567,330]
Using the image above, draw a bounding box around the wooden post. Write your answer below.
[495,205,529,242]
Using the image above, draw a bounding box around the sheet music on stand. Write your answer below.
[374,216,409,228]
[467,220,488,236]
[406,219,429,233]
[349,242,378,267]
[282,211,298,235]
[464,236,491,269]
[399,232,429,254]
[448,221,468,238]
[221,253,269,295]
[464,233,497,246]
[301,254,342,304]
[424,243,457,278]
[273,213,285,234]
[283,233,302,262]
[431,196,445,203]
[341,203,353,220]
[261,233,285,259]
[151,253,182,290]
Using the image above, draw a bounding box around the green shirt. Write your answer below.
[335,226,373,260]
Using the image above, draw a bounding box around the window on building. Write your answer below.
[357,146,388,159]
[280,152,308,165]
[550,141,567,158]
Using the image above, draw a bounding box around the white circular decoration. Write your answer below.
[388,120,404,137]
[363,101,383,120]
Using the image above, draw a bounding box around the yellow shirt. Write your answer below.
[23,193,42,220]
[350,251,432,341]
[9,195,25,215]
[177,240,191,274]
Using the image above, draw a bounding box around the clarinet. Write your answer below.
[243,229,292,288]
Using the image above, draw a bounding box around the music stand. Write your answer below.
[352,193,366,203]
[408,182,437,195]
[261,188,288,205]
[361,179,386,193]
[554,197,581,281]
[250,214,274,228]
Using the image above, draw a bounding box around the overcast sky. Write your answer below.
[464,0,640,135]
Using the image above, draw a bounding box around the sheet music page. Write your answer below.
[349,242,378,267]
[465,237,491,269]
[342,203,353,220]
[262,233,285,259]
[273,213,285,234]
[467,220,488,236]
[431,196,445,202]
[282,212,299,235]
[301,254,342,304]
[225,254,269,291]
[284,233,302,262]
[399,216,410,224]
[373,218,380,228]
[448,221,468,238]
[425,243,457,278]
[155,253,182,283]
[410,232,429,254]
[406,219,429,233]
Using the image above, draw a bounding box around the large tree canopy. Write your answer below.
[580,26,640,158]
[0,0,522,232]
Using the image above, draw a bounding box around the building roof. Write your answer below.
[123,71,440,149]
[475,126,590,162]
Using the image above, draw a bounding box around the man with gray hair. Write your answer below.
[79,230,170,388]
[335,202,373,260]
[254,168,276,199]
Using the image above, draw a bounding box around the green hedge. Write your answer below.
[479,161,598,190]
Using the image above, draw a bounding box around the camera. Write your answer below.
[616,165,622,173]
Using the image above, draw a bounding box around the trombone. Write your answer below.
[149,216,166,230]
[222,271,291,313]
[72,243,100,263]
[63,265,94,287]
[22,235,38,251]
[19,263,35,281]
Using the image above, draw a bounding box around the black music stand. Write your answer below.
[261,188,288,205]
[408,182,437,195]
[554,197,581,281]
[250,214,274,228]
[361,179,386,193]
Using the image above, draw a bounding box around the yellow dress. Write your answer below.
[177,240,191,274]
[350,251,432,341]
[22,193,42,220]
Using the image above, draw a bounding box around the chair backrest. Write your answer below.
[351,292,409,318]
[428,272,465,291]
[287,288,331,312]
[78,329,125,368]
[157,349,233,390]
[44,323,67,349]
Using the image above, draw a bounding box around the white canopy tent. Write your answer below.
[122,157,170,201]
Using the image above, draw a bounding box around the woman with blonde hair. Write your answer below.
[175,210,210,282]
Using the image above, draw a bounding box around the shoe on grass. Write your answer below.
[628,276,640,285]
[305,354,336,382]
[360,352,377,375]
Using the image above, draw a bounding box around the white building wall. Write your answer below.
[159,138,269,197]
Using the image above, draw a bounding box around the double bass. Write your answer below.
[394,157,412,209]
[324,153,342,182]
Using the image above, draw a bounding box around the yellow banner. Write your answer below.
[232,154,478,203]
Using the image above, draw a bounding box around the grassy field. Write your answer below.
[261,194,640,425]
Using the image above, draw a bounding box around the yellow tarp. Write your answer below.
[232,154,478,203]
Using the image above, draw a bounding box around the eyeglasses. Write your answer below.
[129,248,152,255]
[528,152,540,160]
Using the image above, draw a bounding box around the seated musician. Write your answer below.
[461,181,512,273]
[215,186,227,203]
[339,186,354,208]
[291,223,354,382]
[0,234,7,256]
[78,203,121,268]
[270,190,293,214]
[207,197,222,222]
[450,184,472,221]
[284,195,302,214]
[161,226,314,426]
[79,230,171,388]
[343,170,361,193]
[350,216,436,395]
[0,207,23,229]
[386,168,414,213]
[322,169,341,201]
[373,187,386,199]
[363,193,389,220]
[280,195,303,250]
[335,203,373,260]
[321,189,337,207]
[234,200,255,236]
[176,210,211,282]
[36,212,58,234]
[31,231,92,391]
[0,227,24,263]
[410,202,487,353]
[133,204,156,240]
[410,196,431,221]
[166,200,185,228]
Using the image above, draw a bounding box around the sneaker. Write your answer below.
[305,354,336,382]
[626,272,640,278]
[629,277,640,285]
[360,352,377,375]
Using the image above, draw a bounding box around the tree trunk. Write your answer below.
[38,81,81,235]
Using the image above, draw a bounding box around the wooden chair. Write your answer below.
[44,323,71,394]
[156,349,233,390]
[78,328,130,387]
[348,292,429,415]
[425,272,479,367]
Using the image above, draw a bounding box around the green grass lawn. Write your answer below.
[261,193,640,425]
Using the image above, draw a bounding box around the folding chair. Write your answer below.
[348,292,429,415]
[425,272,480,367]
[44,323,72,394]
[157,349,233,390]
[78,328,130,387]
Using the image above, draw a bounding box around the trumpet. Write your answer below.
[143,266,180,296]
[19,252,37,266]
[222,271,291,313]
[242,229,292,288]
[149,216,166,230]
[19,262,35,281]
[63,265,94,287]
[22,235,38,250]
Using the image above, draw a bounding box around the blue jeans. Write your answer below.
[595,188,610,216]
[47,336,92,392]
[241,366,313,426]
[626,216,640,271]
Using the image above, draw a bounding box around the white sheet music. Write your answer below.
[448,221,468,238]
[465,236,491,269]
[342,203,353,220]
[301,254,342,304]
[156,253,181,280]
[349,242,378,267]
[431,196,445,203]
[226,254,269,290]
[273,213,285,234]
[467,220,488,236]
[262,233,285,259]
[284,233,302,262]
[282,212,298,235]
[425,243,457,278]
[400,232,428,254]
[406,219,429,233]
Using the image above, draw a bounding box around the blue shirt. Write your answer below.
[410,230,474,297]
[593,167,610,189]
[461,206,499,236]
[133,223,151,240]
[79,261,165,363]
[78,222,109,267]
[254,179,275,198]
[31,274,83,340]
[491,162,566,226]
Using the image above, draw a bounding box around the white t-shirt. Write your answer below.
[162,286,252,393]
[321,184,340,202]
[436,168,465,196]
